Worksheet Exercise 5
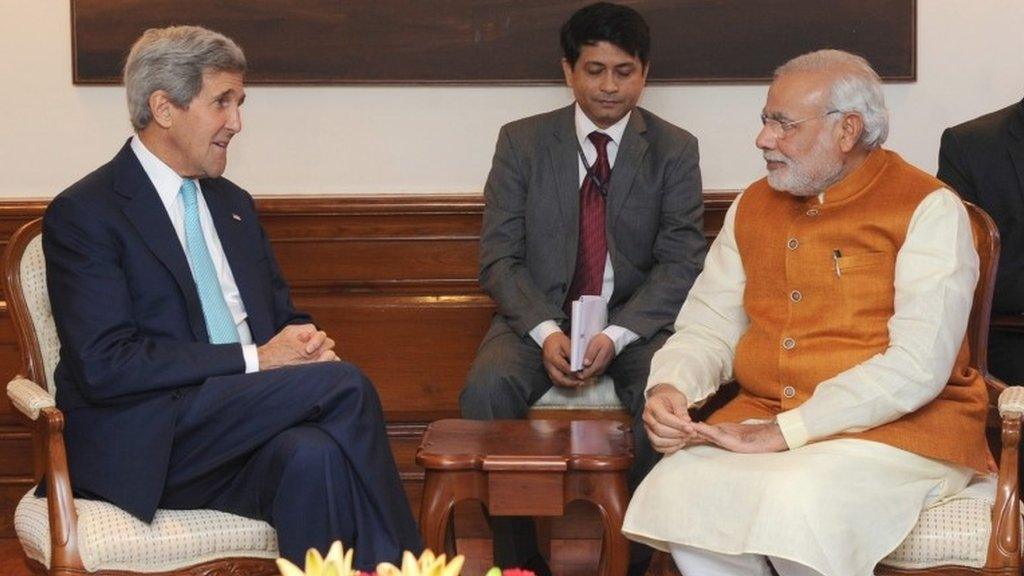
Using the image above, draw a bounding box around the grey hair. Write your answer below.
[123,26,246,131]
[775,49,889,149]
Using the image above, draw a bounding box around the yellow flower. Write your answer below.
[277,541,357,576]
[375,549,466,576]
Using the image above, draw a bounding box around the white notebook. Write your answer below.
[570,295,609,371]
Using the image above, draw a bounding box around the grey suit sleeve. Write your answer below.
[609,136,705,339]
[937,128,979,204]
[479,126,564,337]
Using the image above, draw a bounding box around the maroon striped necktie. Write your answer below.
[565,131,612,313]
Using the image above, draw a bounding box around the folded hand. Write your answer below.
[692,420,787,454]
[643,384,701,454]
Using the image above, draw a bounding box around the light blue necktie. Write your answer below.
[180,179,239,344]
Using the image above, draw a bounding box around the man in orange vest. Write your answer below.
[622,49,989,576]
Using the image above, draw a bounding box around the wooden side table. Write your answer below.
[416,419,633,576]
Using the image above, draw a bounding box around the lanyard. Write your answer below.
[575,138,611,197]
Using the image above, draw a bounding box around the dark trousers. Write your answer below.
[460,322,669,572]
[159,362,421,571]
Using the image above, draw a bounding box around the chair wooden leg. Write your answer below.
[568,471,629,576]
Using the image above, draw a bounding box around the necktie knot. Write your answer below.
[588,131,612,156]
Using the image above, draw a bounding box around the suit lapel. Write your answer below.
[114,143,207,341]
[200,182,273,342]
[1008,99,1024,205]
[608,111,648,227]
[549,105,581,274]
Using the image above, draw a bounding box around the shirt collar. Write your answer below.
[574,104,630,147]
[130,135,197,207]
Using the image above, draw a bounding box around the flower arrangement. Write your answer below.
[276,542,535,576]
[276,541,356,576]
[375,549,464,576]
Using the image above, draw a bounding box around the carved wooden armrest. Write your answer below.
[7,376,55,420]
[987,386,1023,569]
[998,386,1024,417]
[7,376,85,571]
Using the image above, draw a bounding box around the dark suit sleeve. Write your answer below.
[479,125,565,336]
[610,136,705,338]
[938,128,979,203]
[44,194,246,404]
[245,193,312,334]
[264,225,311,332]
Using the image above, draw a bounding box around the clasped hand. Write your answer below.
[643,384,788,454]
[257,324,340,370]
[542,332,616,387]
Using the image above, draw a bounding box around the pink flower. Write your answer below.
[502,570,537,576]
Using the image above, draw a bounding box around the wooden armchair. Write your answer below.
[870,203,1022,574]
[3,218,281,576]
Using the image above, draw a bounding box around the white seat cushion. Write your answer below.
[15,489,278,572]
[532,375,624,410]
[881,474,997,569]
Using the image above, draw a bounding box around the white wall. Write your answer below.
[1,1,1022,198]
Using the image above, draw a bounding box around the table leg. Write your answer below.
[419,471,458,556]
[568,471,629,576]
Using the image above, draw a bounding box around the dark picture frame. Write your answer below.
[71,0,916,85]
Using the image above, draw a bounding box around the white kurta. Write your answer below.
[622,188,980,576]
[624,439,972,576]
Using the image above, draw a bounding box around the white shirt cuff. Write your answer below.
[242,344,260,373]
[775,408,809,449]
[602,324,640,355]
[529,320,562,348]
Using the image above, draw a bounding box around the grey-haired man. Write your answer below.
[43,25,420,569]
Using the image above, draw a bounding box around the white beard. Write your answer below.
[765,132,845,197]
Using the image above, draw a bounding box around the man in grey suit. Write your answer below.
[460,3,705,574]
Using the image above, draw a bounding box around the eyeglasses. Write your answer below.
[760,110,842,137]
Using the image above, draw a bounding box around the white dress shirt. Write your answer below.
[528,104,641,355]
[130,136,259,372]
[646,187,979,449]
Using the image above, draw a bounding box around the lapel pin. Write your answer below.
[231,213,242,221]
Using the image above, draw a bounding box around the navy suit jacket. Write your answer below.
[42,140,310,521]
[939,98,1024,314]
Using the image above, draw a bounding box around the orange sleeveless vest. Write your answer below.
[709,149,989,472]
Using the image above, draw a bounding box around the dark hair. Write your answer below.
[560,2,650,68]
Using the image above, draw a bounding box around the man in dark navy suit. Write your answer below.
[938,99,1024,386]
[42,26,420,569]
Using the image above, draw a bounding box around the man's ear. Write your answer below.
[561,57,575,87]
[149,90,175,129]
[838,112,865,153]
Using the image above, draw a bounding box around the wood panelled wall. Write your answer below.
[0,192,736,536]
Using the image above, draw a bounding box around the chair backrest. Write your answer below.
[3,218,60,394]
[963,202,999,385]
